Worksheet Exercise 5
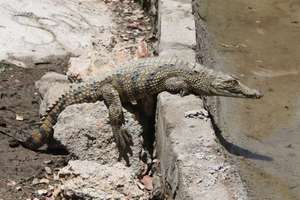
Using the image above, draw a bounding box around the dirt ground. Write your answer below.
[0,60,69,200]
[0,0,155,198]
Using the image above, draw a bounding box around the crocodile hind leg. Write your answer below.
[101,84,133,162]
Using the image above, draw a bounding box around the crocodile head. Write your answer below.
[190,68,262,98]
[208,73,262,98]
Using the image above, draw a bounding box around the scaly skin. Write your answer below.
[19,56,262,155]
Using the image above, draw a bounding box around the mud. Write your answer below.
[203,0,300,199]
[0,61,68,199]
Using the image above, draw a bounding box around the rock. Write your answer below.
[35,72,70,116]
[52,187,62,199]
[136,181,145,190]
[53,102,143,169]
[15,114,24,121]
[43,160,52,165]
[44,167,52,175]
[35,72,69,97]
[59,160,147,199]
[67,49,115,82]
[15,186,22,191]
[39,178,50,184]
[48,185,54,190]
[32,178,39,185]
[36,189,48,195]
[7,180,16,187]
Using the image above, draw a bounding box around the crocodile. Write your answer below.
[12,56,262,155]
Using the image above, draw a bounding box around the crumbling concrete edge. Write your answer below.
[192,0,225,128]
[148,0,249,199]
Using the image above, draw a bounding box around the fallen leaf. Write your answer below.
[141,175,153,191]
[136,39,149,58]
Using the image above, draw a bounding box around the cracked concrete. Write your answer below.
[0,0,112,67]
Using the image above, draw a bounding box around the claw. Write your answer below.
[113,127,132,154]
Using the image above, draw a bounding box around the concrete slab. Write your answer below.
[159,0,195,60]
[156,93,248,200]
[0,0,112,67]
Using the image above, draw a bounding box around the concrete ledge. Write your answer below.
[156,93,248,199]
[159,0,196,60]
[154,0,248,199]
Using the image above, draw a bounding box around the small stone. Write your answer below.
[37,189,48,195]
[48,185,54,190]
[16,186,22,191]
[7,180,16,187]
[39,178,50,184]
[45,167,52,174]
[53,173,60,180]
[32,178,39,185]
[15,114,24,121]
[136,181,145,190]
[43,160,52,164]
[52,187,62,198]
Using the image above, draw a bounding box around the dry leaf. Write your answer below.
[141,175,153,191]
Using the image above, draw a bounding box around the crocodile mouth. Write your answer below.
[245,90,263,99]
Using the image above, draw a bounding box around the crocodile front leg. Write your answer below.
[165,77,189,96]
[101,84,132,161]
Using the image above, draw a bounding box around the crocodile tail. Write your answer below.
[23,83,101,150]
[22,98,64,149]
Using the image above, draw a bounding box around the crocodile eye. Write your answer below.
[224,79,239,87]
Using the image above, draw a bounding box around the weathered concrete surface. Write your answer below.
[156,93,248,199]
[0,0,112,67]
[155,0,248,199]
[159,0,196,60]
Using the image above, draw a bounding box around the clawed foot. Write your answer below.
[113,127,133,164]
[67,73,83,83]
